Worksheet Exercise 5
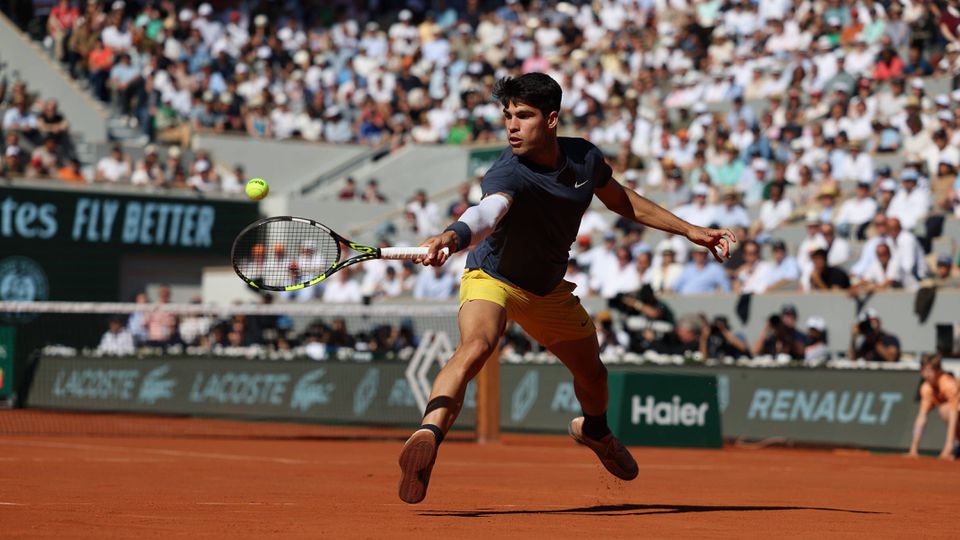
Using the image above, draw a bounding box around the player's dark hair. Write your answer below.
[492,73,562,117]
[921,353,942,371]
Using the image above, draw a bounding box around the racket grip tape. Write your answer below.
[380,247,450,260]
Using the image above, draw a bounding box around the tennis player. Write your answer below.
[398,73,736,504]
[906,354,960,460]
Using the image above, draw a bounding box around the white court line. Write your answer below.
[0,502,22,506]
[196,502,298,506]
[0,440,309,465]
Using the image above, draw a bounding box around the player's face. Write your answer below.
[502,101,558,157]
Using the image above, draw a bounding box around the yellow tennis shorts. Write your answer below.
[459,269,595,347]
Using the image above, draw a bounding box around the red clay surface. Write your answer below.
[1,411,958,539]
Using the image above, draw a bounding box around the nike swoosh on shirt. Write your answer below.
[574,179,589,188]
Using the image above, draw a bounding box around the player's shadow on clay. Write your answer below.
[420,503,888,518]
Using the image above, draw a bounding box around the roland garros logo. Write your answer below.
[0,256,48,322]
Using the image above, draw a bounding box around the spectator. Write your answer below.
[322,269,363,303]
[805,248,851,291]
[95,145,132,183]
[333,177,359,202]
[672,245,731,295]
[674,184,717,228]
[733,240,774,294]
[887,168,931,231]
[130,145,165,187]
[852,242,905,293]
[820,222,851,267]
[57,158,86,184]
[413,265,456,300]
[26,136,61,178]
[754,181,793,237]
[848,308,901,362]
[361,179,388,204]
[887,217,928,290]
[751,305,806,359]
[646,241,683,294]
[187,160,218,192]
[2,97,38,143]
[701,314,749,360]
[564,259,589,297]
[713,188,751,230]
[406,189,441,236]
[803,316,831,364]
[835,181,878,239]
[97,316,135,356]
[143,286,178,347]
[36,99,70,152]
[933,254,960,287]
[47,0,80,62]
[765,239,801,291]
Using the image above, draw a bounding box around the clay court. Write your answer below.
[0,412,957,538]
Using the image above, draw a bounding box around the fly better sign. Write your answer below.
[608,372,722,448]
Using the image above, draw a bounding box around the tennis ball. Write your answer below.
[245,178,269,201]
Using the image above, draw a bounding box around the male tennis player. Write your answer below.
[906,354,960,460]
[398,73,736,504]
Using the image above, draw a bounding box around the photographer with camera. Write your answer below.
[613,284,675,353]
[848,308,901,362]
[700,314,750,360]
[751,304,807,358]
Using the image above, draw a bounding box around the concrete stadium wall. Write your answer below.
[583,289,959,356]
[0,12,108,142]
[191,134,373,196]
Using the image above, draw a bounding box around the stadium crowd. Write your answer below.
[6,0,958,361]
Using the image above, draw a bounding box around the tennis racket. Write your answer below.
[231,216,446,291]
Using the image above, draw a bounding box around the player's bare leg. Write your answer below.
[936,403,960,458]
[548,333,638,480]
[398,300,506,504]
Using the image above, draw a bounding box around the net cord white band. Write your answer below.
[0,301,459,317]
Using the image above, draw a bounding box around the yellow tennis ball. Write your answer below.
[245,178,269,200]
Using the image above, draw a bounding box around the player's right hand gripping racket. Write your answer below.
[231,216,446,291]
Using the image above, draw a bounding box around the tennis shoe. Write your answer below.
[398,428,439,504]
[568,417,638,481]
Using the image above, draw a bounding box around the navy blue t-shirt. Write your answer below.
[465,137,612,295]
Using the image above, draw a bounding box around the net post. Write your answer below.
[476,344,501,444]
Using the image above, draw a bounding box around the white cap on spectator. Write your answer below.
[804,209,820,224]
[293,50,310,66]
[692,184,710,197]
[910,78,924,89]
[693,102,707,114]
[940,155,957,167]
[324,105,342,118]
[167,146,181,159]
[398,9,412,21]
[275,94,288,106]
[5,146,19,157]
[195,160,210,173]
[935,94,950,107]
[753,159,769,172]
[198,3,213,17]
[624,169,640,182]
[879,179,897,192]
[806,316,826,332]
[179,9,194,22]
[859,308,879,321]
[112,0,125,11]
[656,239,676,255]
[235,63,248,74]
[952,89,960,102]
[254,14,269,26]
[938,110,954,122]
[145,144,158,155]
[278,27,293,42]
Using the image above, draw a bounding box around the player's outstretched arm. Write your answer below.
[416,193,513,266]
[595,180,736,263]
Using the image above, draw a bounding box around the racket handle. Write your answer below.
[380,247,450,260]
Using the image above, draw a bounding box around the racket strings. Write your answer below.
[234,220,340,288]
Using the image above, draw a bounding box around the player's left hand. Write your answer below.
[687,227,737,263]
[938,449,955,461]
